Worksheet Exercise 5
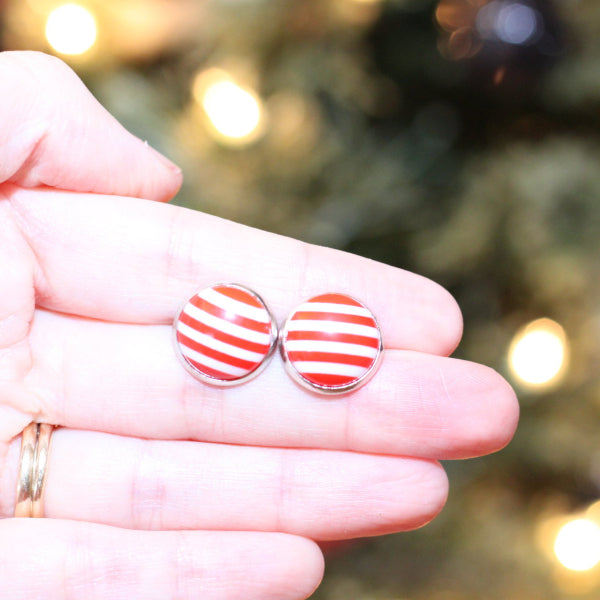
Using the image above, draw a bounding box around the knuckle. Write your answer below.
[129,442,168,530]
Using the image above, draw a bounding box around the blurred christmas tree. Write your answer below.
[4,0,600,597]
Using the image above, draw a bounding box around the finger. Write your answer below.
[0,519,323,600]
[9,186,462,355]
[0,212,38,442]
[0,51,181,201]
[2,430,448,540]
[28,310,518,459]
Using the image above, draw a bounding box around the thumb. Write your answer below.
[0,51,182,202]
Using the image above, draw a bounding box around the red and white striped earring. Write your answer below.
[279,293,383,395]
[173,283,278,386]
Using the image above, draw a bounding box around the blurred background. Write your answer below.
[2,0,600,597]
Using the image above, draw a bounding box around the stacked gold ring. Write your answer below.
[14,423,54,518]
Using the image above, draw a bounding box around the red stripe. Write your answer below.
[189,296,271,334]
[302,373,356,387]
[179,312,270,354]
[291,311,376,327]
[184,356,240,381]
[215,285,264,308]
[309,294,363,307]
[287,351,374,368]
[285,330,380,348]
[177,331,260,371]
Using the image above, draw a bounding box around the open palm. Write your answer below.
[0,52,518,600]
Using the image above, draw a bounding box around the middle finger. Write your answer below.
[27,310,517,460]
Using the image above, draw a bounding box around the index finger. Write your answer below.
[8,185,462,355]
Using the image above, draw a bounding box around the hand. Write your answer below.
[0,51,519,600]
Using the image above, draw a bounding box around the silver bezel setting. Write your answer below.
[279,294,384,396]
[173,283,278,387]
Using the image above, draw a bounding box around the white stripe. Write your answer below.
[286,319,380,339]
[293,362,366,377]
[180,346,248,377]
[177,322,265,362]
[284,339,378,358]
[184,304,272,345]
[297,302,373,318]
[199,288,271,324]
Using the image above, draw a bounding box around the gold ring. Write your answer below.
[14,423,54,518]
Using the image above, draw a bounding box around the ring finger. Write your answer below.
[1,429,448,540]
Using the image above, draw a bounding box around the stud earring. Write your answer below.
[279,293,383,395]
[173,283,278,386]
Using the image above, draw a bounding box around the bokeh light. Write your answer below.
[193,68,265,146]
[508,318,568,387]
[333,0,383,25]
[476,1,542,46]
[45,4,97,56]
[436,0,545,61]
[554,519,600,572]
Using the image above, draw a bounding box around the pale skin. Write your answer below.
[0,51,519,599]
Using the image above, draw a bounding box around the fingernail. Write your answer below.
[145,140,182,175]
